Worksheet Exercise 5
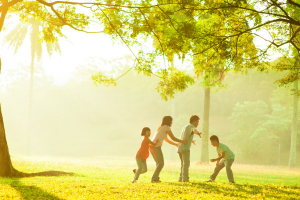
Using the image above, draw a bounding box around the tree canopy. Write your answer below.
[2,0,300,98]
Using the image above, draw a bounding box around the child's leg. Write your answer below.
[140,160,147,174]
[209,160,225,181]
[134,158,143,180]
[182,150,190,182]
[178,152,183,181]
[224,159,234,182]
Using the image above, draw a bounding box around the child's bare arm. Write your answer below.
[210,152,225,162]
[165,138,178,146]
[193,129,202,138]
[147,138,159,146]
[216,154,221,165]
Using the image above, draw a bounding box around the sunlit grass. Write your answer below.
[0,156,299,199]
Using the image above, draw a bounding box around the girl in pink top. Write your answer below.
[132,127,158,183]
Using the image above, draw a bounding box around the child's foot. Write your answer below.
[133,169,136,174]
[132,179,136,183]
[207,180,214,182]
[229,181,235,184]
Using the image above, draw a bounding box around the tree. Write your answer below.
[2,0,300,176]
[5,17,63,155]
[228,100,270,163]
[228,100,294,165]
[272,55,300,167]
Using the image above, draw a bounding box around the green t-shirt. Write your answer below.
[216,143,235,160]
[177,124,195,153]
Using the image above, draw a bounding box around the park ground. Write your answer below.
[0,156,300,199]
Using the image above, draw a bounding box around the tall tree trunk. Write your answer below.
[288,73,298,167]
[201,77,210,163]
[27,20,38,155]
[169,56,176,160]
[0,105,19,177]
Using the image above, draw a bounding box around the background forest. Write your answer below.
[1,56,299,166]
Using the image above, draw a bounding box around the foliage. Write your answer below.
[5,18,63,58]
[156,67,195,101]
[4,0,300,100]
[92,72,117,86]
[228,100,300,164]
[2,61,300,164]
[228,100,270,161]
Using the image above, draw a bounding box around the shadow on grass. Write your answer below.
[20,170,74,177]
[0,171,74,200]
[8,179,62,200]
[165,181,300,199]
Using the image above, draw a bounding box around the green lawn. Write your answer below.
[0,156,300,199]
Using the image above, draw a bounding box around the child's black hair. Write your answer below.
[209,135,219,142]
[141,127,150,136]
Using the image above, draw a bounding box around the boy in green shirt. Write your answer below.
[208,135,235,183]
[177,115,202,182]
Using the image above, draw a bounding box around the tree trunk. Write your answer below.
[0,0,9,32]
[288,74,298,167]
[0,104,74,177]
[201,81,210,163]
[169,56,176,160]
[0,105,19,177]
[27,20,38,155]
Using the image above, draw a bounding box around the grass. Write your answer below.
[0,156,300,199]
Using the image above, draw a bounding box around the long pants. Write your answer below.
[150,146,164,182]
[210,159,234,182]
[134,158,147,180]
[178,150,190,182]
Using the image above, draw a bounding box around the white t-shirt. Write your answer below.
[151,125,171,147]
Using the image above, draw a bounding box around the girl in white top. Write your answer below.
[150,116,187,183]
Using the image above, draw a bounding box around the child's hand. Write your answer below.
[216,162,220,167]
[193,129,202,138]
[198,132,202,138]
[210,159,217,162]
[192,140,196,145]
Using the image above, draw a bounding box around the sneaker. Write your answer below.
[229,181,235,184]
[132,179,136,183]
[207,180,214,182]
[133,169,136,174]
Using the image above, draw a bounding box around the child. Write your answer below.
[132,127,159,183]
[177,115,202,182]
[208,135,235,183]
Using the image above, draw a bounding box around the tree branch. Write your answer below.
[269,0,290,18]
[115,59,136,81]
[138,7,167,72]
[287,0,300,9]
[96,6,160,78]
[188,5,291,21]
[36,0,103,33]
